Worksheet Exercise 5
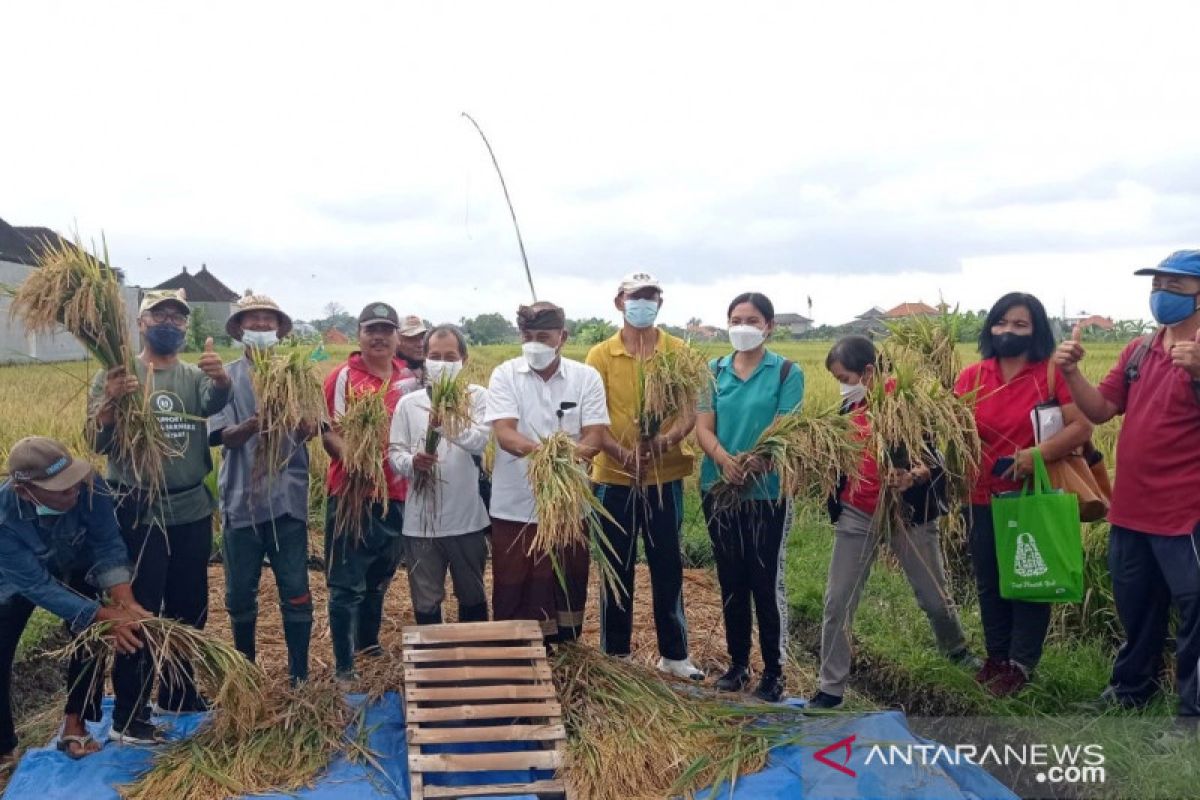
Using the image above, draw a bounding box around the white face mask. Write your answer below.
[425,359,463,383]
[839,382,867,406]
[241,329,279,349]
[522,341,559,371]
[728,324,766,352]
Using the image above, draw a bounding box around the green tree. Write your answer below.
[574,319,617,345]
[460,313,519,345]
[184,305,223,351]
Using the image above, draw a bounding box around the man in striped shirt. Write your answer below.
[321,302,415,681]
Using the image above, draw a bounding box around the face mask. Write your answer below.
[728,325,766,353]
[522,341,559,371]
[1150,289,1200,326]
[241,329,278,350]
[35,504,66,517]
[839,382,867,406]
[145,323,186,354]
[425,359,463,383]
[993,332,1033,358]
[623,298,660,329]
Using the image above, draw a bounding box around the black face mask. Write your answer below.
[405,357,425,371]
[993,332,1033,358]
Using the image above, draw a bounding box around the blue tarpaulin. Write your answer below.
[4,695,1016,800]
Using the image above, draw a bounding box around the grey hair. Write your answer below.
[424,324,469,358]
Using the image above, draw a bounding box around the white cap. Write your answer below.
[618,271,662,295]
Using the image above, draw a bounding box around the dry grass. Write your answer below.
[639,343,711,439]
[331,384,390,543]
[249,345,325,483]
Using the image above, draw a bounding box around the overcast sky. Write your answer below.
[4,1,1200,329]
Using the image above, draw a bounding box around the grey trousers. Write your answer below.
[819,505,967,696]
[404,530,489,623]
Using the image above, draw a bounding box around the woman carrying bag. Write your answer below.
[696,292,805,703]
[954,293,1092,697]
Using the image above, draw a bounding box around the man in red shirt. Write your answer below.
[321,302,415,681]
[1057,250,1200,723]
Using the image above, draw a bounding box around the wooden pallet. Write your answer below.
[402,620,570,800]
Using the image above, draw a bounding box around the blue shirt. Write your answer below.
[208,357,311,531]
[0,476,133,631]
[699,350,805,500]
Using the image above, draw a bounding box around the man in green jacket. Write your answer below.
[89,289,231,744]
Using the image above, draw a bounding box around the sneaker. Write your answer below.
[715,664,751,692]
[806,691,844,710]
[109,719,166,746]
[754,673,786,703]
[988,662,1030,698]
[657,657,705,681]
[948,647,984,672]
[151,696,210,715]
[974,656,1008,687]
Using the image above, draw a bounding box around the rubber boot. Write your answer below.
[458,602,489,623]
[282,619,312,684]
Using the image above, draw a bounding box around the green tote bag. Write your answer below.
[991,449,1084,603]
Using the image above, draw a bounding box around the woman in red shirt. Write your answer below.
[808,335,979,711]
[954,293,1092,697]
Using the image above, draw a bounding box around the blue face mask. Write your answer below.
[35,504,65,516]
[623,298,660,329]
[1150,289,1200,326]
[145,323,187,354]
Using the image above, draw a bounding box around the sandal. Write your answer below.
[56,734,101,760]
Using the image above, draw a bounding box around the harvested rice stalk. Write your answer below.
[57,617,267,740]
[249,345,324,482]
[708,407,862,512]
[332,383,390,543]
[638,343,711,440]
[411,371,473,501]
[527,431,624,599]
[9,231,177,504]
[554,644,811,800]
[883,310,964,391]
[866,362,981,537]
[120,679,375,800]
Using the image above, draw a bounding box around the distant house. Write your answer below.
[324,328,350,346]
[845,307,888,335]
[774,313,814,337]
[1066,313,1115,332]
[685,323,725,341]
[0,217,139,364]
[153,264,240,329]
[884,301,939,319]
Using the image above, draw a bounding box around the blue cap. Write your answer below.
[1135,250,1200,277]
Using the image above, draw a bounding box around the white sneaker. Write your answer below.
[657,656,705,681]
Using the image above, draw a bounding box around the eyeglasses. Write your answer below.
[146,310,189,325]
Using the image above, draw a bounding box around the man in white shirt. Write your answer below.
[389,325,490,624]
[485,302,609,641]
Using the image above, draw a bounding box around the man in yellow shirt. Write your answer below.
[587,272,703,679]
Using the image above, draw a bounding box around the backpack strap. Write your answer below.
[1124,331,1159,386]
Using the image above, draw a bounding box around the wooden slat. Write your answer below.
[407,700,562,723]
[402,621,543,644]
[422,780,567,798]
[405,663,552,683]
[403,645,547,663]
[408,723,566,745]
[407,683,556,703]
[410,750,563,773]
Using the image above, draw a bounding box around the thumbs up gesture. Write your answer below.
[1169,327,1200,380]
[1054,324,1086,375]
[197,336,231,388]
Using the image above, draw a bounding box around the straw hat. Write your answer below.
[226,293,294,339]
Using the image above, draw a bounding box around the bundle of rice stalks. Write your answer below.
[882,310,964,391]
[8,232,176,502]
[866,362,981,538]
[707,407,862,512]
[527,431,623,597]
[57,617,267,740]
[249,346,324,482]
[638,344,712,440]
[121,679,375,800]
[554,644,810,800]
[412,372,473,500]
[332,384,390,543]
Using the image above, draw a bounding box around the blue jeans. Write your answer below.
[223,514,312,682]
[324,497,404,677]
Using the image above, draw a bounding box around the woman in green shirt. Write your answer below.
[696,292,805,702]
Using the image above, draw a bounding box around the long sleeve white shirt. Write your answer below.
[388,384,491,537]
